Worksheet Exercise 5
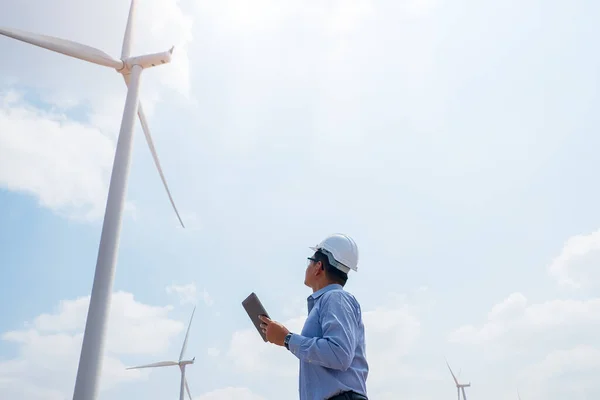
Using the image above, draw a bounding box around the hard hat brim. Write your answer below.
[309,246,353,274]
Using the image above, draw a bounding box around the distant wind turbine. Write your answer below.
[446,359,471,400]
[0,1,184,399]
[127,306,197,400]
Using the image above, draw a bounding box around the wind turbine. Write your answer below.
[0,1,185,399]
[446,359,471,400]
[127,306,197,400]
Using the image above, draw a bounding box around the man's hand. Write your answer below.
[258,315,290,346]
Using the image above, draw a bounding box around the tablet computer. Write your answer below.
[242,292,270,342]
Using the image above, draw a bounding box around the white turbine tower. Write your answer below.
[446,360,471,400]
[0,1,185,399]
[127,306,197,400]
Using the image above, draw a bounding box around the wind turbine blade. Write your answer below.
[121,0,137,58]
[446,360,460,386]
[179,306,196,362]
[0,27,123,69]
[517,388,522,400]
[461,386,467,400]
[185,377,192,400]
[138,102,186,228]
[120,74,185,227]
[126,360,178,369]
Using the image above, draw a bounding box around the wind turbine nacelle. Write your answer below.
[126,47,174,69]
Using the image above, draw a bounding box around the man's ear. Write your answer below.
[316,261,325,274]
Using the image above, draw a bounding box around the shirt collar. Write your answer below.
[309,283,343,301]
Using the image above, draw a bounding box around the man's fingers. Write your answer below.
[260,321,268,335]
[258,315,271,323]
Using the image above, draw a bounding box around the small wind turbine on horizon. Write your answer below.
[446,359,471,400]
[127,306,197,400]
[0,1,185,399]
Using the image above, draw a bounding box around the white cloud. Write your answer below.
[166,282,213,306]
[0,90,115,220]
[0,291,184,399]
[450,226,600,353]
[207,347,220,357]
[166,282,197,305]
[517,346,600,399]
[434,225,600,400]
[202,289,214,307]
[548,229,600,289]
[227,315,305,378]
[448,291,600,399]
[449,293,600,348]
[362,302,421,385]
[0,291,271,400]
[521,345,600,382]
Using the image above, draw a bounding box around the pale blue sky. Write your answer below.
[1,0,600,399]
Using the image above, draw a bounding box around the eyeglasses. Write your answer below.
[307,257,325,270]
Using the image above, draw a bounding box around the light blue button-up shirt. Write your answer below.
[287,284,368,400]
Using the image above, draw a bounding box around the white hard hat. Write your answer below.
[310,233,359,274]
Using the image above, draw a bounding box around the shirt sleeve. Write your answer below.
[287,291,358,371]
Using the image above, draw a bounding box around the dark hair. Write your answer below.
[314,250,348,287]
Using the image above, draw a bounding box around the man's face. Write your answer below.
[304,256,320,287]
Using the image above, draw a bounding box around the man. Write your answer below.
[259,233,369,400]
